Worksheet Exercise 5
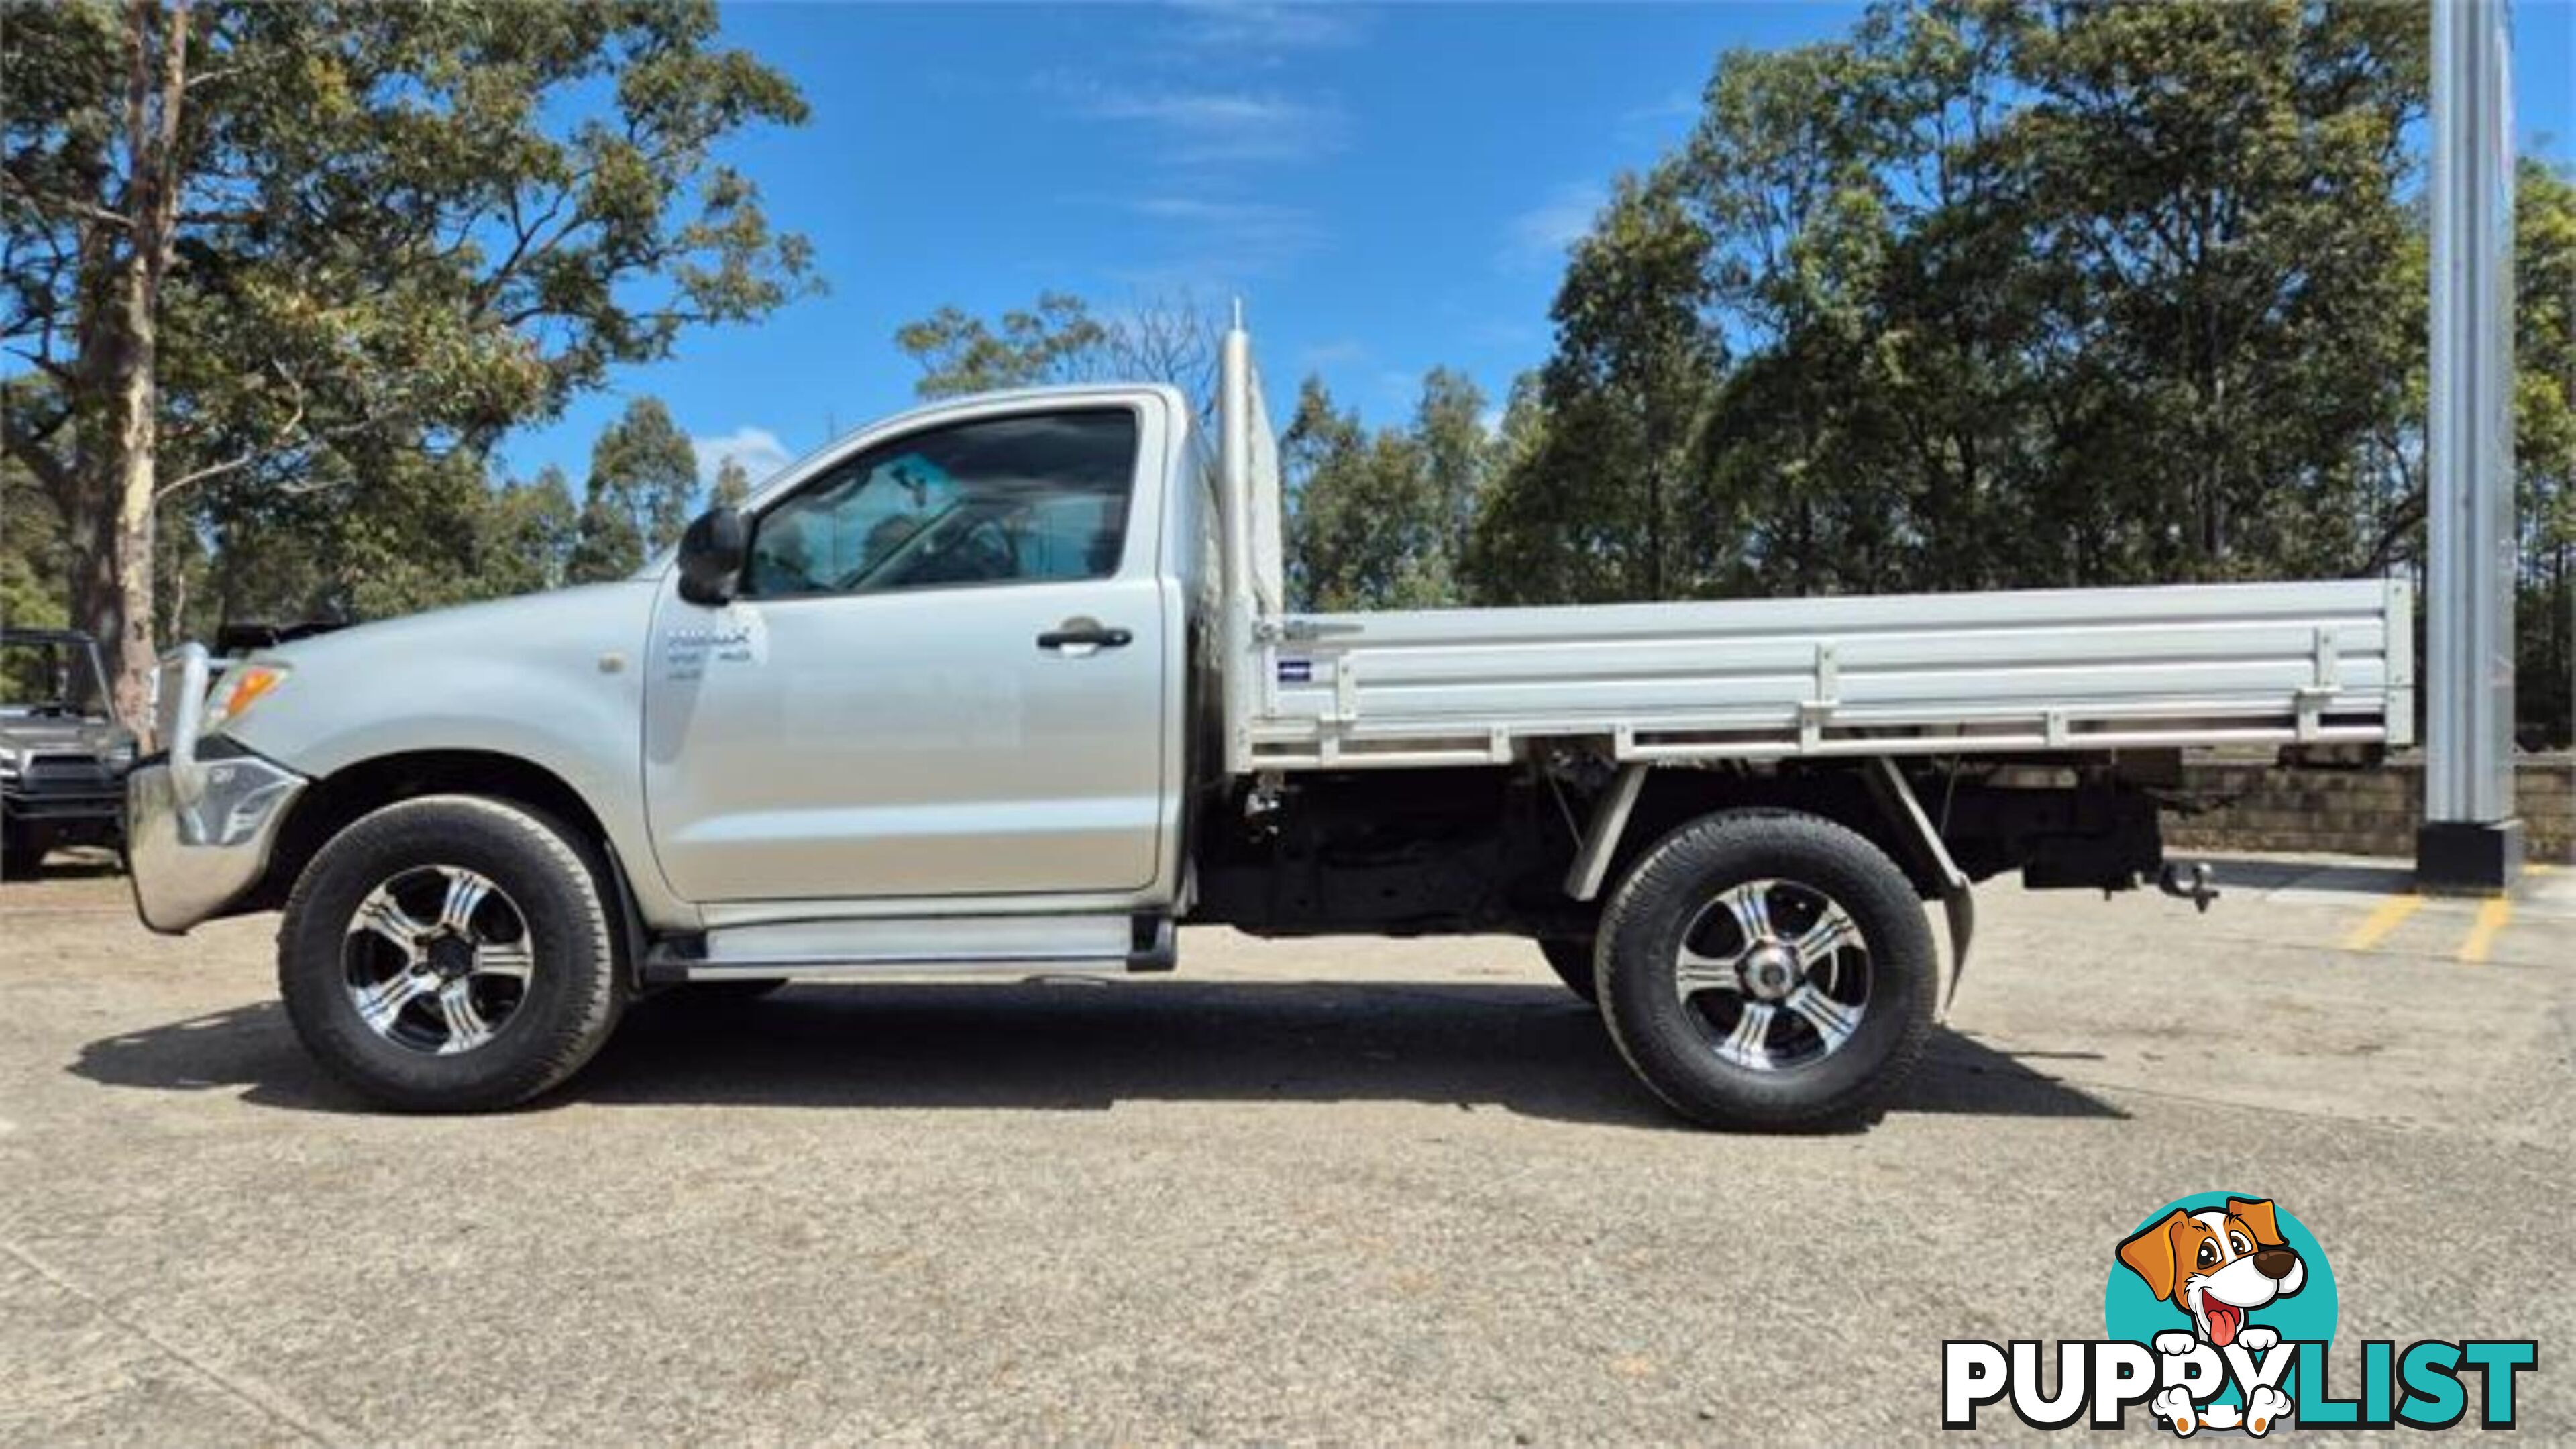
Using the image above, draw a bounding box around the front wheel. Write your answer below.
[278,795,626,1112]
[1596,809,1934,1130]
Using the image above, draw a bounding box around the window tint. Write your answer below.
[744,409,1138,598]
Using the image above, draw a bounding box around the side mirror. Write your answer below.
[676,506,748,606]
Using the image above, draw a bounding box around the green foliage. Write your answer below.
[710,454,754,509]
[195,445,496,624]
[2011,0,2423,580]
[894,291,1225,414]
[568,478,645,585]
[1285,372,1492,611]
[896,293,1111,398]
[1,463,68,631]
[3,0,816,725]
[885,294,1491,614]
[5,0,2567,747]
[1469,170,1726,604]
[1413,367,1489,570]
[1474,0,2430,601]
[587,396,698,554]
[1466,0,2567,739]
[2515,158,2576,744]
[478,465,580,598]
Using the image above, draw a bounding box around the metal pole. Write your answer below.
[2417,0,2522,893]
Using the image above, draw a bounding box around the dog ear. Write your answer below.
[2118,1210,2190,1301]
[2229,1198,2286,1247]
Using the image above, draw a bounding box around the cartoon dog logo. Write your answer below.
[2117,1197,2308,1435]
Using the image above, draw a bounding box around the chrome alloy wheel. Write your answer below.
[341,865,535,1055]
[1672,878,1868,1071]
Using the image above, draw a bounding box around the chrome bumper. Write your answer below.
[126,755,305,934]
[127,645,306,934]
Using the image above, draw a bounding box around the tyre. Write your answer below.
[1596,808,1934,1131]
[1538,936,1597,1002]
[278,794,626,1112]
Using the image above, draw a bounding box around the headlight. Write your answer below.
[105,738,138,770]
[207,663,290,729]
[0,745,17,780]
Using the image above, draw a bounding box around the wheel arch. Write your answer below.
[1607,763,1949,901]
[254,750,628,922]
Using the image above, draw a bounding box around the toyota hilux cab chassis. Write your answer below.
[126,321,2412,1127]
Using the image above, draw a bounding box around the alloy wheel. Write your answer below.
[1672,877,1870,1071]
[341,865,535,1055]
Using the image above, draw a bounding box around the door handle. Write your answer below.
[1036,623,1132,651]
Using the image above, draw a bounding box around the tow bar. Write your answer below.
[2157,860,2221,913]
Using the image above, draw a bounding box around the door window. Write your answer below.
[744,409,1139,598]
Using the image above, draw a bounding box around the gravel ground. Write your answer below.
[1,853,2569,1445]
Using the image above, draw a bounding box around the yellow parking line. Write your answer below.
[2458,898,2512,964]
[2341,894,2422,951]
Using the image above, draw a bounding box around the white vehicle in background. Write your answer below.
[125,321,2411,1128]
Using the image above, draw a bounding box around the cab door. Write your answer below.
[641,402,1168,903]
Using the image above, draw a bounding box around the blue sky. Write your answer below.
[499,0,2576,497]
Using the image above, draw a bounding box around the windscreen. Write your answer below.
[0,637,107,717]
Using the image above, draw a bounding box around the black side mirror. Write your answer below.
[676,506,748,606]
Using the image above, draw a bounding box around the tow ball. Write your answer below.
[2156,860,2221,913]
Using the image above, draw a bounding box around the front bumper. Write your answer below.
[3,751,125,830]
[2,784,125,826]
[126,752,306,934]
[127,645,306,934]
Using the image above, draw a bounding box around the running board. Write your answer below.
[641,912,1175,985]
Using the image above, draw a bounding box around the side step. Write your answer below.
[641,912,1175,986]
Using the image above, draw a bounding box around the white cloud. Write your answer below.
[1130,195,1303,227]
[690,425,792,490]
[1613,92,1703,149]
[1621,91,1701,128]
[1501,182,1607,270]
[1058,78,1348,162]
[1122,194,1327,276]
[1164,0,1366,53]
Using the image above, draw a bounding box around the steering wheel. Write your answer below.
[912,517,1015,584]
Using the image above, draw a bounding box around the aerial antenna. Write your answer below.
[1231,296,1244,331]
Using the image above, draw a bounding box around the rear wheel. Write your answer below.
[1538,937,1597,1002]
[278,795,625,1112]
[1596,809,1933,1130]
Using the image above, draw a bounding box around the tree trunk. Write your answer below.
[78,0,189,739]
[107,341,160,732]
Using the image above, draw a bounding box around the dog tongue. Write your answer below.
[2208,1303,2244,1348]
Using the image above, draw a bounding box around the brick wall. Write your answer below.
[2161,753,2575,861]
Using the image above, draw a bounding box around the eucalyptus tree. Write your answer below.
[710,454,755,510]
[896,290,1227,417]
[588,396,699,555]
[1471,169,1725,605]
[2,0,816,729]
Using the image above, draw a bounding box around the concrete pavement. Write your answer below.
[1,854,2568,1444]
